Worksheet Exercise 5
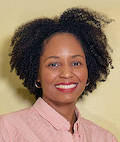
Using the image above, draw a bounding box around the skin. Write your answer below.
[37,33,88,133]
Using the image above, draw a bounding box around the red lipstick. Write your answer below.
[55,82,78,92]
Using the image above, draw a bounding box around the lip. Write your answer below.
[55,82,78,92]
[55,82,77,85]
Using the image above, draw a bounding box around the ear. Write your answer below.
[37,78,40,83]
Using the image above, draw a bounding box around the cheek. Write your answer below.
[40,70,58,86]
[75,68,88,82]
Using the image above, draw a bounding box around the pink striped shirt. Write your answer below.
[0,98,117,142]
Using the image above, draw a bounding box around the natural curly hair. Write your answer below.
[9,7,113,99]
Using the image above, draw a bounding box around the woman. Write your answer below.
[0,7,117,141]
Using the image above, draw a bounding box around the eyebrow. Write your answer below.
[71,54,85,59]
[45,56,60,62]
[45,54,85,62]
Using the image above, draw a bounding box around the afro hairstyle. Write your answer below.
[9,7,113,99]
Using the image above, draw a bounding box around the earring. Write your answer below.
[35,82,41,88]
[86,79,90,86]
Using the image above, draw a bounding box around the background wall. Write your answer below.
[0,0,120,140]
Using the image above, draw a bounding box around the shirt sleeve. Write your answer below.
[0,117,10,142]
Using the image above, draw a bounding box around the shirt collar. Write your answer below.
[33,97,82,135]
[33,97,70,130]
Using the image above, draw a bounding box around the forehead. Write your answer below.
[44,33,81,47]
[42,33,85,58]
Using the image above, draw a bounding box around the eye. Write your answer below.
[49,63,58,67]
[72,62,82,66]
[48,62,60,67]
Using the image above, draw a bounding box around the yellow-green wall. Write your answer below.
[0,0,120,140]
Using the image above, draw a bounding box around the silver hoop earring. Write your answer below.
[35,82,41,88]
[86,79,90,86]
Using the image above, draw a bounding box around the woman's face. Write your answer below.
[37,33,88,106]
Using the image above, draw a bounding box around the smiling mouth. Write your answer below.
[55,83,78,92]
[55,84,77,89]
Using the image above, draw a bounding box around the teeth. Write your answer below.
[55,84,77,89]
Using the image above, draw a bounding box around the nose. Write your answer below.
[59,65,73,79]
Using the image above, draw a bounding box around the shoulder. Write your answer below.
[0,107,33,130]
[0,106,38,139]
[80,117,117,141]
[0,108,29,141]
